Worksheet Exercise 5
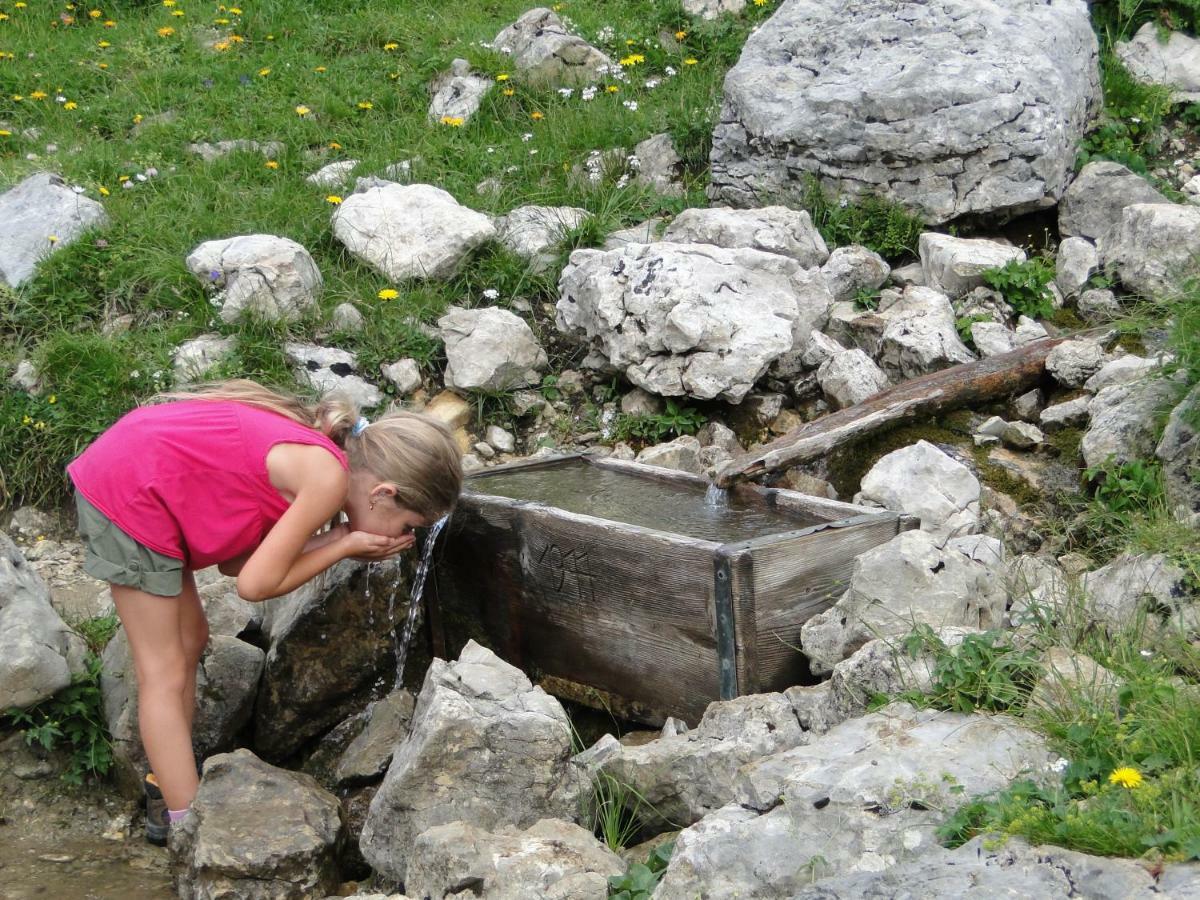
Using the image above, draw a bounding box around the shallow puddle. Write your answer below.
[0,833,173,900]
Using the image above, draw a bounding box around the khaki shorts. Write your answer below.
[75,491,184,597]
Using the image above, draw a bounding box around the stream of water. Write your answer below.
[389,515,449,685]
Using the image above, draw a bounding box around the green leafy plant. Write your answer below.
[1085,457,1167,528]
[853,287,881,311]
[540,374,562,403]
[899,626,1043,714]
[590,770,648,852]
[611,399,706,445]
[4,655,114,785]
[981,258,1057,321]
[608,840,674,899]
[955,313,992,348]
[801,176,924,260]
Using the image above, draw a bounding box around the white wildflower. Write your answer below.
[665,65,677,77]
[558,88,574,98]
[622,100,638,111]
[482,288,499,300]
[581,86,597,101]
[644,78,660,89]
[521,132,534,142]
[597,25,615,42]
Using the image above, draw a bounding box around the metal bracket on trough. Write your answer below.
[713,554,737,701]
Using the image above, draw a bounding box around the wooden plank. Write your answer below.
[750,515,915,691]
[727,548,760,696]
[716,335,1080,486]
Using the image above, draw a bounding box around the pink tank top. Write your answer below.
[68,400,349,569]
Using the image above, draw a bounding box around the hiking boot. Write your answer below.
[143,773,169,846]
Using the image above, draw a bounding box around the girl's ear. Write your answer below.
[371,482,399,505]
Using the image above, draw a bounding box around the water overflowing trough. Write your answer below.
[391,515,449,684]
[429,454,917,723]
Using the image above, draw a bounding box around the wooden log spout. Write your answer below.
[716,335,1078,487]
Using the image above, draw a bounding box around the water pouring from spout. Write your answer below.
[389,514,449,685]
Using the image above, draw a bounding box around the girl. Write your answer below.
[67,380,462,844]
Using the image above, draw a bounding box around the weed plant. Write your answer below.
[610,399,706,445]
[608,840,674,899]
[980,257,1057,321]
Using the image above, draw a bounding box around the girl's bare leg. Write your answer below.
[111,584,199,811]
[177,571,209,735]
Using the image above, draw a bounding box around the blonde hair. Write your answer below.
[157,379,462,520]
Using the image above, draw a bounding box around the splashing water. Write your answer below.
[389,514,449,685]
[704,482,729,509]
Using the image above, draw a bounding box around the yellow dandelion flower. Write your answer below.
[383,41,398,51]
[625,39,635,46]
[11,95,23,102]
[157,26,174,37]
[295,104,311,116]
[229,34,244,43]
[98,40,110,47]
[48,235,58,243]
[171,9,184,16]
[502,88,514,97]
[118,174,129,181]
[14,2,26,8]
[64,101,77,109]
[89,9,102,18]
[325,195,343,205]
[98,62,108,69]
[754,0,767,5]
[683,57,698,65]
[265,160,279,169]
[214,17,229,25]
[530,110,544,120]
[213,40,229,50]
[314,65,326,73]
[675,30,687,40]
[31,90,48,100]
[258,67,270,76]
[439,115,464,127]
[605,85,619,93]
[48,395,56,404]
[377,288,399,300]
[104,20,116,27]
[132,113,142,123]
[328,141,342,149]
[162,0,175,6]
[0,13,9,20]
[1109,767,1143,789]
[357,100,373,109]
[496,73,509,81]
[229,6,243,13]
[0,129,10,137]
[22,415,31,425]
[98,185,109,195]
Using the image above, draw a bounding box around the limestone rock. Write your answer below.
[172,334,234,384]
[654,704,1051,898]
[1045,338,1108,389]
[332,183,496,282]
[284,342,383,409]
[428,59,493,124]
[1001,421,1043,449]
[1059,160,1169,242]
[1082,377,1184,469]
[816,349,889,409]
[856,440,980,542]
[440,306,547,391]
[636,435,703,475]
[497,204,591,273]
[1084,354,1167,393]
[634,133,684,197]
[380,358,422,395]
[0,173,109,288]
[485,425,517,453]
[557,242,832,402]
[1099,202,1200,298]
[598,692,808,827]
[603,218,664,250]
[970,321,1018,358]
[360,642,583,884]
[0,532,78,710]
[919,233,1025,297]
[1040,395,1091,431]
[330,302,364,333]
[1029,647,1118,713]
[407,819,623,900]
[1055,236,1099,298]
[800,530,1004,673]
[492,9,612,85]
[187,139,282,162]
[305,160,358,188]
[876,286,975,381]
[683,0,747,19]
[1157,384,1200,527]
[662,206,829,268]
[708,0,1100,224]
[334,689,415,787]
[1116,22,1200,103]
[1077,287,1122,322]
[1082,552,1189,632]
[186,234,322,323]
[820,245,889,303]
[171,749,343,900]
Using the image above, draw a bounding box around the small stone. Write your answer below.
[1001,421,1044,449]
[380,358,422,395]
[1012,389,1042,422]
[473,442,495,459]
[485,425,516,453]
[976,416,1007,438]
[1077,288,1121,322]
[1040,396,1091,431]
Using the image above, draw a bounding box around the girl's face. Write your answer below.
[344,471,429,540]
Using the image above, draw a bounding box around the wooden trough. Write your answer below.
[428,454,916,724]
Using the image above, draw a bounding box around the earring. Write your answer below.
[369,501,375,510]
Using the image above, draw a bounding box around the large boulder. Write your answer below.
[0,532,81,710]
[102,630,264,790]
[332,183,495,282]
[708,0,1100,224]
[0,173,109,288]
[654,704,1052,898]
[556,242,832,402]
[428,59,493,124]
[1082,377,1185,470]
[171,749,343,900]
[284,342,383,410]
[253,560,406,761]
[491,9,612,85]
[1116,22,1200,103]
[439,306,548,391]
[815,349,889,409]
[597,692,809,827]
[497,204,591,273]
[406,819,623,900]
[820,245,890,303]
[876,286,975,381]
[918,233,1025,297]
[855,440,980,541]
[661,206,829,268]
[1098,202,1200,298]
[1058,161,1170,242]
[186,234,323,323]
[1081,552,1190,634]
[800,531,1005,673]
[1157,384,1200,527]
[360,642,583,884]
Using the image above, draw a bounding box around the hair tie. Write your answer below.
[351,416,370,437]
